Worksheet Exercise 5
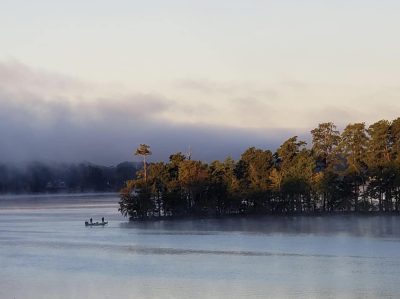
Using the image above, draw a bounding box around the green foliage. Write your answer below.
[340,123,368,174]
[390,118,400,162]
[240,147,273,191]
[118,179,154,219]
[135,144,152,157]
[119,118,400,219]
[311,122,340,170]
[367,120,391,167]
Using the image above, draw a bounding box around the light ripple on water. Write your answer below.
[2,194,400,299]
[1,239,397,261]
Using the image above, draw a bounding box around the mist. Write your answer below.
[0,61,300,165]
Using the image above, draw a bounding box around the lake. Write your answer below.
[1,193,400,299]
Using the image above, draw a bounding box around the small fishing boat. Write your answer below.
[85,221,108,226]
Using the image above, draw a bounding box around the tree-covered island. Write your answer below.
[119,119,400,220]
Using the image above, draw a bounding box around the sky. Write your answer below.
[1,0,400,164]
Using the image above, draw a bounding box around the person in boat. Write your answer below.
[90,218,93,224]
[102,217,104,223]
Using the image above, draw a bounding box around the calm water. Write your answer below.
[1,194,400,299]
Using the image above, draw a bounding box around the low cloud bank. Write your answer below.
[4,61,398,165]
[0,61,297,164]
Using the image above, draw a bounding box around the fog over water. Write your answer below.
[1,60,399,165]
[0,61,297,164]
[3,2,400,296]
[1,194,400,299]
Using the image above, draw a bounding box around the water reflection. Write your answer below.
[1,194,400,299]
[120,215,400,238]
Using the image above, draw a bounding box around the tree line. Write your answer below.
[0,161,139,194]
[119,118,400,220]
